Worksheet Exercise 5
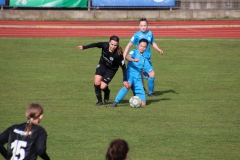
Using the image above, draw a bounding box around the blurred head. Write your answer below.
[109,35,120,52]
[138,39,148,53]
[106,139,129,160]
[139,17,148,33]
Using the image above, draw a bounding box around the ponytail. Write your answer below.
[25,103,43,136]
[117,45,123,55]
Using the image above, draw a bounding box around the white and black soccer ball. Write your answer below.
[129,96,142,108]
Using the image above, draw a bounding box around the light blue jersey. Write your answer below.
[130,30,155,59]
[127,49,145,79]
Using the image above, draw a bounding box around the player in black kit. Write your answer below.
[0,103,50,160]
[77,35,129,106]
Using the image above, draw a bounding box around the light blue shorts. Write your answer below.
[143,58,153,78]
[127,76,146,102]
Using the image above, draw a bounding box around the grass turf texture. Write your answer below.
[0,38,239,160]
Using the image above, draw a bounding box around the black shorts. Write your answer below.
[95,62,117,85]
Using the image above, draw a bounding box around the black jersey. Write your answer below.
[0,122,49,160]
[83,42,125,71]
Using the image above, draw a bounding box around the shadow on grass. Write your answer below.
[155,89,178,96]
[147,98,171,105]
[147,89,178,105]
[107,89,178,106]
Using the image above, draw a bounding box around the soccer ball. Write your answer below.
[129,96,142,108]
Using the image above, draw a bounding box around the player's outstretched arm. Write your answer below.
[152,42,163,55]
[123,42,133,59]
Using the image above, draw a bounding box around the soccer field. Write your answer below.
[0,38,239,160]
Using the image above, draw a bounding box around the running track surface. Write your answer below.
[0,20,240,38]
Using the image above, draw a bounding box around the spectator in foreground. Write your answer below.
[106,139,129,160]
[0,103,50,160]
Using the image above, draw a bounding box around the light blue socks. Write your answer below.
[148,77,155,94]
[114,87,128,103]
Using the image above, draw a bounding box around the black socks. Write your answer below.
[94,84,102,102]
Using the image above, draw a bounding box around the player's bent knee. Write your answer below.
[94,81,101,85]
[100,86,106,90]
[148,71,155,77]
[100,84,108,90]
[100,81,108,90]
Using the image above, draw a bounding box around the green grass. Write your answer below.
[0,37,240,160]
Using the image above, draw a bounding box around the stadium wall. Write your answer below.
[0,10,240,20]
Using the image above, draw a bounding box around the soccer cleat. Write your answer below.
[148,93,157,97]
[108,101,117,107]
[104,89,110,103]
[95,101,103,106]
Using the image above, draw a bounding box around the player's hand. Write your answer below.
[76,45,83,50]
[123,81,129,89]
[133,58,139,62]
[158,49,164,55]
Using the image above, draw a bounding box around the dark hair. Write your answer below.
[139,39,149,45]
[139,16,148,24]
[109,35,123,55]
[109,35,119,43]
[106,139,129,160]
[25,103,43,136]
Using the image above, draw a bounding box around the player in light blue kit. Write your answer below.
[109,39,152,107]
[123,17,164,97]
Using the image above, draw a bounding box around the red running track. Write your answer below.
[0,20,240,38]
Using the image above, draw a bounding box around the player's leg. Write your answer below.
[147,71,156,96]
[143,59,156,97]
[101,83,110,104]
[109,77,132,107]
[134,78,146,106]
[101,69,116,103]
[141,71,147,93]
[94,63,107,106]
[109,87,129,107]
[94,75,103,105]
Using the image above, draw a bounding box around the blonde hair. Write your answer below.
[25,103,43,136]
